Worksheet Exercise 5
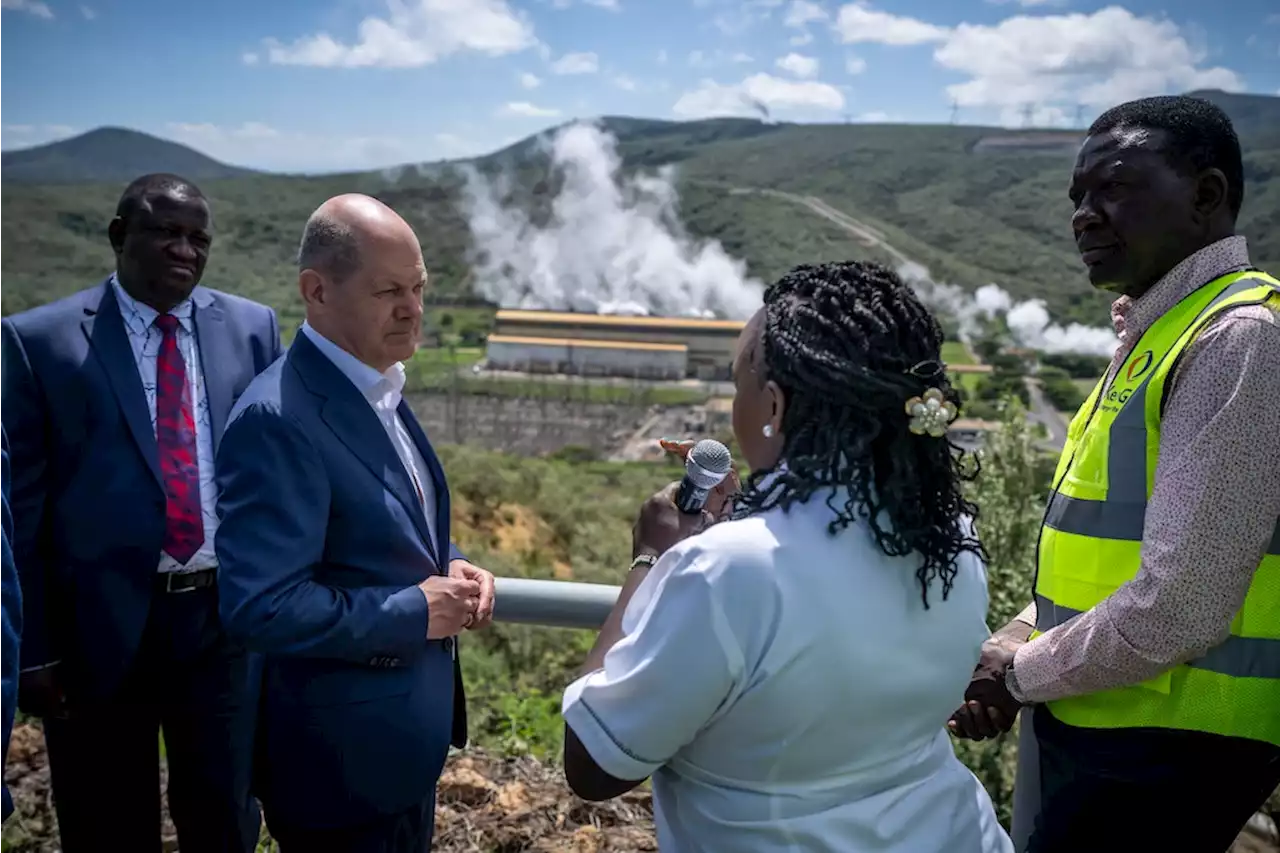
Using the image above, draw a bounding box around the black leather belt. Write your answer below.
[156,568,217,594]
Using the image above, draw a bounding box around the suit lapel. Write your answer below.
[291,335,437,558]
[397,400,449,571]
[80,281,162,488]
[192,288,234,454]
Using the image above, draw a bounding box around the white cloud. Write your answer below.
[673,72,845,118]
[500,101,562,118]
[789,32,814,46]
[784,0,827,27]
[519,71,542,88]
[935,7,1244,113]
[261,0,536,68]
[2,124,76,148]
[79,4,95,19]
[845,54,867,74]
[656,49,668,65]
[855,111,904,122]
[987,0,1068,6]
[776,52,819,78]
[163,121,447,172]
[613,75,638,91]
[549,51,599,75]
[1,0,53,19]
[829,4,1245,127]
[242,52,260,65]
[832,4,949,45]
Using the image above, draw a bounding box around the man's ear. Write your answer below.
[298,269,325,307]
[107,217,126,254]
[1193,167,1230,222]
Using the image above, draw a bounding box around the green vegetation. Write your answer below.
[3,90,1276,328]
[1037,365,1089,412]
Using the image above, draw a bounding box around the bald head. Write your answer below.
[298,194,419,283]
[297,194,427,371]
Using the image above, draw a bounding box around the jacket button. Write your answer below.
[442,638,453,655]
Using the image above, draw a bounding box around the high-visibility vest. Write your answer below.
[1031,269,1280,746]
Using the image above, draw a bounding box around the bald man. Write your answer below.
[214,195,496,852]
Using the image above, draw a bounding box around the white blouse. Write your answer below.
[563,492,1013,853]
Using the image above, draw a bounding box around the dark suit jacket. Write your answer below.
[2,427,19,821]
[215,332,467,830]
[0,280,283,701]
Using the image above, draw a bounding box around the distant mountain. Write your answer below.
[1,127,259,185]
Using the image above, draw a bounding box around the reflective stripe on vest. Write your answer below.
[1032,270,1280,745]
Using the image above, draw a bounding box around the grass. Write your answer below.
[942,340,974,365]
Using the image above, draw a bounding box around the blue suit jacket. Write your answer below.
[0,280,283,700]
[2,427,19,821]
[215,332,467,830]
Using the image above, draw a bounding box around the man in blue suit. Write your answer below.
[2,427,20,823]
[215,193,496,852]
[1,173,281,852]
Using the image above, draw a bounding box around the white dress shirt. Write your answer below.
[298,322,438,550]
[112,276,218,573]
[563,492,1013,853]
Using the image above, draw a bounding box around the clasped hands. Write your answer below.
[948,633,1026,741]
[418,559,496,640]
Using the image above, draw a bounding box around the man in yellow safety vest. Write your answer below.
[950,94,1280,852]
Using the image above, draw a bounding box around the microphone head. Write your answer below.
[684,439,732,489]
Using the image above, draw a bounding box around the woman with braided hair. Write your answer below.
[562,260,1012,852]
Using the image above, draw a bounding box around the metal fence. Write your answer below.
[492,577,620,630]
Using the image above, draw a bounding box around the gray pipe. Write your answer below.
[492,577,620,630]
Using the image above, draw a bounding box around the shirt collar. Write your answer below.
[111,273,195,336]
[1110,236,1251,345]
[299,321,406,410]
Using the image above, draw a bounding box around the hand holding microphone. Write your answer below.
[633,438,740,560]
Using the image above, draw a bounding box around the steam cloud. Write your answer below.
[459,121,763,319]
[898,263,1118,356]
[455,121,1113,355]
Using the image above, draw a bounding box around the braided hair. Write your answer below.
[736,260,985,608]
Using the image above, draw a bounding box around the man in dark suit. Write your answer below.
[215,193,496,852]
[1,173,282,852]
[2,427,19,823]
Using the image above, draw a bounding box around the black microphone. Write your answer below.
[675,439,733,515]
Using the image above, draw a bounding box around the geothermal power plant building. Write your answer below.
[484,308,995,384]
[486,309,745,380]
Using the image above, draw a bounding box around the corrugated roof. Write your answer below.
[494,308,746,332]
[487,334,689,353]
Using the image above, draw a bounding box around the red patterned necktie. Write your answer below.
[154,314,204,564]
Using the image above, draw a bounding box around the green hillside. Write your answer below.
[2,90,1276,329]
[0,127,258,185]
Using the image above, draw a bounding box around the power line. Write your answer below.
[949,99,959,125]
[1020,103,1035,129]
[1074,104,1086,129]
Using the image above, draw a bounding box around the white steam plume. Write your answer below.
[898,263,1117,356]
[459,121,763,319]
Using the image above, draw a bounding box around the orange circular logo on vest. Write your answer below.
[1125,350,1153,382]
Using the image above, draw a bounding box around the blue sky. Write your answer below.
[3,0,1278,173]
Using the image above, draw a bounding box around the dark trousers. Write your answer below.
[267,792,437,853]
[43,583,260,853]
[1027,704,1280,853]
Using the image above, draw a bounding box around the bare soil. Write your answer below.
[1,723,656,852]
[4,722,1275,852]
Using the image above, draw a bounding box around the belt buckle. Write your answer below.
[166,571,201,594]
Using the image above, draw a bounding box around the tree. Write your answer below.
[952,398,1050,827]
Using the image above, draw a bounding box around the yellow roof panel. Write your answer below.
[487,334,688,353]
[495,308,746,332]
